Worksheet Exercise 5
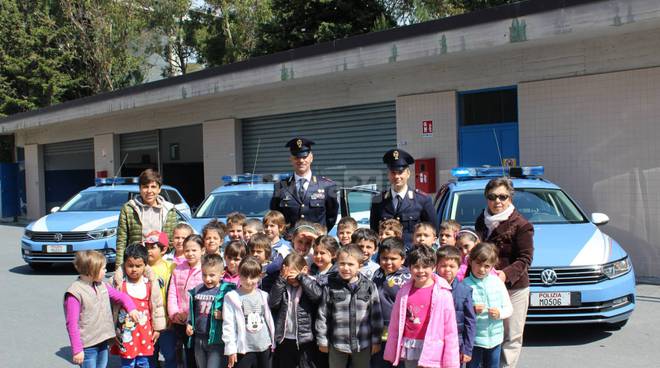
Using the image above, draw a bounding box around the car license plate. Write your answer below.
[530,292,572,307]
[46,245,68,253]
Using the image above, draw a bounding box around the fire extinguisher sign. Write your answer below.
[422,120,433,138]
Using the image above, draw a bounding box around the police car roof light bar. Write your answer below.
[221,173,292,185]
[95,177,139,186]
[451,166,544,180]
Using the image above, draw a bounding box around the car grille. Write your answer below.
[30,231,90,242]
[529,266,607,286]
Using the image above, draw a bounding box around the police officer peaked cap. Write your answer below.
[285,137,315,158]
[383,149,414,170]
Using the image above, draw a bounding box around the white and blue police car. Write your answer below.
[21,177,191,270]
[435,166,635,328]
[187,174,289,233]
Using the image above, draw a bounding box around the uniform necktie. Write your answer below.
[298,178,307,200]
[395,194,403,213]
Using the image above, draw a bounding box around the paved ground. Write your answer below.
[1,224,658,367]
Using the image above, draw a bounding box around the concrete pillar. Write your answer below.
[94,133,120,177]
[396,91,458,186]
[203,118,242,194]
[25,144,46,219]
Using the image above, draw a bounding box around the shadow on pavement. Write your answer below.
[55,346,72,363]
[523,324,613,346]
[9,263,78,276]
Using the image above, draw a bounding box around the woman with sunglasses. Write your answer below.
[474,177,534,368]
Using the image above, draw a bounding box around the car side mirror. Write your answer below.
[50,206,60,213]
[591,212,609,226]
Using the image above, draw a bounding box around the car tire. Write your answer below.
[604,319,628,330]
[28,262,52,271]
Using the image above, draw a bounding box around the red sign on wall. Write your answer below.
[422,120,433,137]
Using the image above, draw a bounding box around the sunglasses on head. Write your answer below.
[486,193,510,201]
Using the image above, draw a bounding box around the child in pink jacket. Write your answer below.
[384,246,459,368]
[167,234,204,368]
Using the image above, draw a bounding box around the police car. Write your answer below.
[435,166,635,328]
[187,174,287,233]
[188,174,371,235]
[21,178,191,270]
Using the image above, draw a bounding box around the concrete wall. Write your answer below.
[519,66,660,280]
[396,91,458,186]
[94,134,120,176]
[159,125,203,164]
[203,119,242,194]
[24,144,45,219]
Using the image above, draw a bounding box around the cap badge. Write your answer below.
[393,150,399,160]
[296,139,303,148]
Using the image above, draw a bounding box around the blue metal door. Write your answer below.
[459,122,519,167]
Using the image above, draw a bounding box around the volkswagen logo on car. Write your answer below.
[540,268,558,286]
[53,233,63,242]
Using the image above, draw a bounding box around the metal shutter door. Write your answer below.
[44,138,94,162]
[242,101,396,187]
[120,130,159,152]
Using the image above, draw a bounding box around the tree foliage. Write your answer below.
[253,0,394,56]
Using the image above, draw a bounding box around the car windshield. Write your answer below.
[59,191,133,212]
[449,188,588,225]
[195,190,272,218]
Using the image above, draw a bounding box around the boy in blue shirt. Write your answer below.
[370,237,410,368]
[437,245,477,365]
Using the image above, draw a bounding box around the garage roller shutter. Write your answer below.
[120,130,158,152]
[242,102,396,188]
[44,139,93,158]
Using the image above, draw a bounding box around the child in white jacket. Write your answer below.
[223,256,275,368]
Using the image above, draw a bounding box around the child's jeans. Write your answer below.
[120,356,150,368]
[328,346,371,368]
[80,342,108,368]
[193,336,225,368]
[152,328,177,368]
[467,345,501,368]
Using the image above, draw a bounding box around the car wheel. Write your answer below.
[604,319,628,330]
[28,262,52,271]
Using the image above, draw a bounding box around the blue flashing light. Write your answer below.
[95,177,139,186]
[451,166,544,179]
[221,173,291,184]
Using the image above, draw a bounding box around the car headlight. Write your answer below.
[87,227,117,240]
[23,229,34,240]
[602,257,632,279]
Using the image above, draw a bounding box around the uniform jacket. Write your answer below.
[383,273,459,368]
[111,266,167,332]
[315,273,383,354]
[115,195,178,265]
[222,289,275,355]
[475,209,534,290]
[462,274,513,349]
[370,188,437,249]
[270,174,339,230]
[187,281,236,346]
[268,274,323,345]
[451,278,476,357]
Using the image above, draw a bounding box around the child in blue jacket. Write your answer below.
[437,245,477,365]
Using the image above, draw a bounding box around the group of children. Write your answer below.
[65,212,512,368]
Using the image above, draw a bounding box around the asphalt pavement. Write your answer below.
[1,224,658,367]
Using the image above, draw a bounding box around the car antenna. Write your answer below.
[111,153,130,187]
[492,129,506,177]
[250,138,261,186]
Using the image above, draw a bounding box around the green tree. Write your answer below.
[254,0,394,56]
[203,0,272,65]
[59,0,150,92]
[0,0,76,116]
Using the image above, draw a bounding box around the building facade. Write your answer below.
[3,0,660,279]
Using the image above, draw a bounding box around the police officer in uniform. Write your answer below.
[270,137,339,231]
[370,149,438,250]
